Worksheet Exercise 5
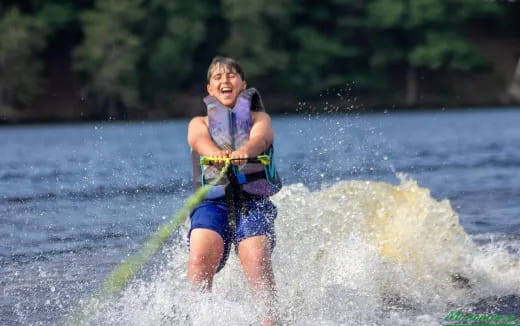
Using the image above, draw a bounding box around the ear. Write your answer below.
[207,83,212,95]
[242,81,247,90]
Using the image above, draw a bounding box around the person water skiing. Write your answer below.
[187,56,282,324]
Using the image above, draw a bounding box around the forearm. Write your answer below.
[191,137,227,157]
[236,111,274,157]
[187,117,229,157]
[236,135,271,157]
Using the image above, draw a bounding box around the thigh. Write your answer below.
[237,236,275,288]
[189,228,225,263]
[189,199,232,272]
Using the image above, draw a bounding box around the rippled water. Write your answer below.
[1,108,519,324]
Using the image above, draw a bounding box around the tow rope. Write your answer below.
[64,155,270,325]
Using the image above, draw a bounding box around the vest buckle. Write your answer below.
[235,173,247,185]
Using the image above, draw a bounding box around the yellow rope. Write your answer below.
[64,159,232,325]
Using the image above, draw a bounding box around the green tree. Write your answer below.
[36,1,77,33]
[219,0,291,80]
[284,0,370,96]
[364,0,501,105]
[0,7,47,114]
[74,0,144,118]
[74,0,211,117]
[139,0,210,108]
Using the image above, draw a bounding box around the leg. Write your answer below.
[188,228,224,291]
[238,235,278,325]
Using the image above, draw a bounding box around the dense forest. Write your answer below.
[1,0,519,122]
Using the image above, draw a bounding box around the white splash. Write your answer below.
[93,178,520,325]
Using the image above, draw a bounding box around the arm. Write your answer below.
[187,117,230,165]
[231,111,274,164]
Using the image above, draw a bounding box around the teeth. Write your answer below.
[221,87,232,92]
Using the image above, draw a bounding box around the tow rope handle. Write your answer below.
[200,154,270,166]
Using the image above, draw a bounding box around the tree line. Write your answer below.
[0,0,516,120]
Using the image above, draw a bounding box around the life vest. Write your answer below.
[191,88,282,199]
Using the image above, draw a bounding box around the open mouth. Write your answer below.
[220,87,232,94]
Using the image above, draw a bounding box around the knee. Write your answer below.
[189,250,222,270]
[188,252,205,268]
[240,250,271,272]
[188,229,225,271]
[239,237,272,269]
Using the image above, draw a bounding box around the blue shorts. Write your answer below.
[188,194,277,272]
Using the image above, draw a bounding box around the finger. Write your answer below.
[231,152,247,166]
[240,154,247,166]
[209,152,220,168]
[215,150,230,169]
[216,152,224,168]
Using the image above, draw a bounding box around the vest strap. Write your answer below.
[235,170,268,185]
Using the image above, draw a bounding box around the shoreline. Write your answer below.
[1,105,519,126]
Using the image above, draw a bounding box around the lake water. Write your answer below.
[1,108,519,325]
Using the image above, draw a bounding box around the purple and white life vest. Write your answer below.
[192,88,282,199]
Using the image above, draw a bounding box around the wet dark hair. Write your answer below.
[206,56,245,83]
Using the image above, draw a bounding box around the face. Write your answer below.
[207,65,246,108]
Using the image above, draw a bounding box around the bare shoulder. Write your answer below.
[187,116,210,148]
[251,111,272,123]
[189,116,208,128]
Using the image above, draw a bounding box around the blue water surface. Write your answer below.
[0,108,519,323]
